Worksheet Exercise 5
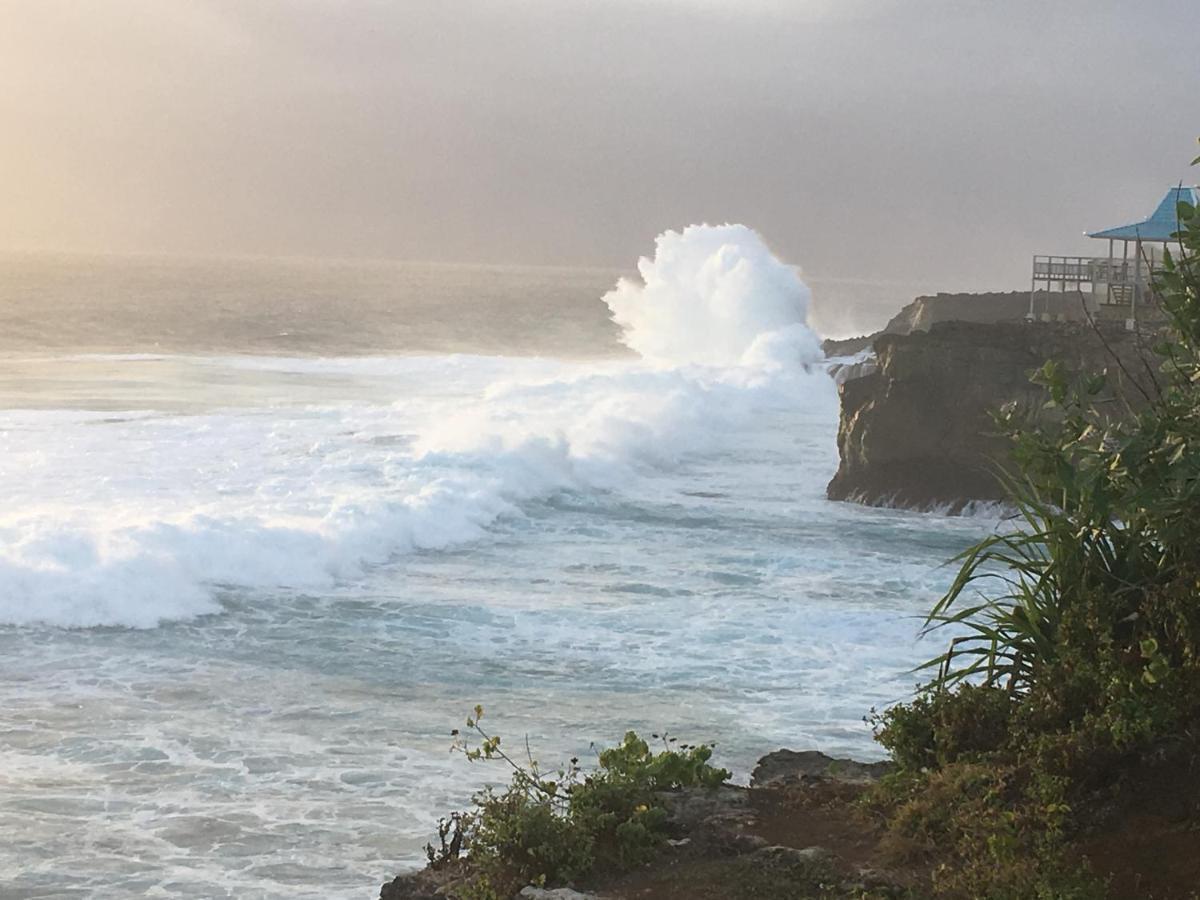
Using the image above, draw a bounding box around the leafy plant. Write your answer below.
[870,684,1014,772]
[438,706,730,897]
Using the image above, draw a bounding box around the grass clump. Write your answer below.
[867,145,1200,897]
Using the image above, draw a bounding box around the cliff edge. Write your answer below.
[820,290,1092,359]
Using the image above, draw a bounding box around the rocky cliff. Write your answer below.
[880,291,1061,335]
[826,320,1151,511]
[821,290,1094,359]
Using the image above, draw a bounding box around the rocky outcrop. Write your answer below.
[822,334,876,358]
[825,350,878,385]
[826,320,1152,511]
[821,290,1099,357]
[380,863,467,900]
[886,289,1108,335]
[751,750,891,788]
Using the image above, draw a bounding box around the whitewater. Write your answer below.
[0,227,994,898]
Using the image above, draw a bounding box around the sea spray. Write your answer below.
[602,224,823,368]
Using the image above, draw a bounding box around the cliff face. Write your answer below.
[826,320,1148,511]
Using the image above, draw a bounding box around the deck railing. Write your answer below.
[1032,255,1163,284]
[1032,256,1095,282]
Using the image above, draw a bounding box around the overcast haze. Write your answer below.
[3,0,1198,299]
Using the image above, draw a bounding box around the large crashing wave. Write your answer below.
[604,224,822,369]
[0,225,830,628]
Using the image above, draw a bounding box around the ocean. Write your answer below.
[0,238,994,898]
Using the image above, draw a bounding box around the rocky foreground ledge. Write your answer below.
[379,750,908,900]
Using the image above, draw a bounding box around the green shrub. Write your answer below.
[464,785,594,898]
[438,709,730,896]
[872,684,1014,772]
[869,760,1100,898]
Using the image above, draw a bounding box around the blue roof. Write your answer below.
[1089,186,1200,242]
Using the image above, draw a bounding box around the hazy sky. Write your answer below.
[2,0,1198,294]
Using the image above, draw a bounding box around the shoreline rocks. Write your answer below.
[751,749,892,788]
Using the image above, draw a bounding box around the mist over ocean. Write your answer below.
[0,240,992,898]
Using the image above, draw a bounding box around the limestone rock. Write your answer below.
[751,749,891,787]
[518,887,599,900]
[823,290,1093,362]
[826,320,1150,511]
[826,350,878,385]
[752,844,834,865]
[657,785,768,854]
[658,784,750,830]
[881,291,1061,335]
[379,870,442,900]
[380,862,469,900]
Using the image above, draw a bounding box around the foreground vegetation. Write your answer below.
[420,707,730,899]
[867,149,1200,897]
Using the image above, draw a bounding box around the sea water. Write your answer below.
[0,240,995,898]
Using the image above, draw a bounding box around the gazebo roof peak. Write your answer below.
[1088,186,1200,242]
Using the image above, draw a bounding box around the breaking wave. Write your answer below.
[0,225,831,628]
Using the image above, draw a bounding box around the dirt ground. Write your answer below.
[599,768,1200,900]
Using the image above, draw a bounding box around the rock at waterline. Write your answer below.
[751,749,891,788]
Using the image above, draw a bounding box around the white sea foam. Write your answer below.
[0,226,833,629]
[0,360,835,628]
[602,224,822,368]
